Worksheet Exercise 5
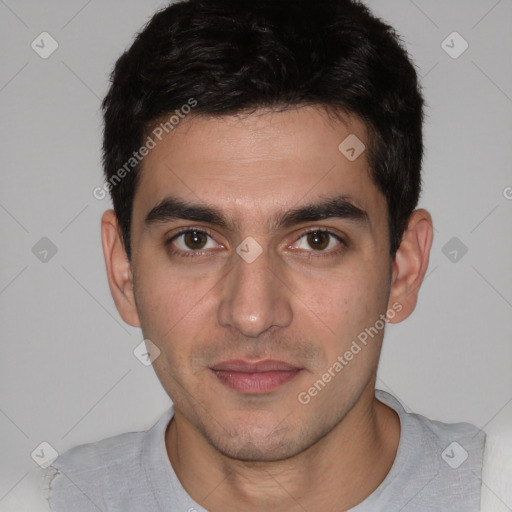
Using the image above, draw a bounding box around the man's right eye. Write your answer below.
[167,229,221,254]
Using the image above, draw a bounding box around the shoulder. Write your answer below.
[45,409,173,511]
[376,390,486,510]
[0,430,151,512]
[377,389,486,457]
[53,428,147,474]
[412,409,486,458]
[47,429,147,511]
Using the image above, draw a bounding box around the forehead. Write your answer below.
[133,106,385,225]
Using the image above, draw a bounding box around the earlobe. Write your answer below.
[387,209,433,324]
[101,210,141,327]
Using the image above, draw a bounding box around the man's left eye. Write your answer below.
[291,230,343,252]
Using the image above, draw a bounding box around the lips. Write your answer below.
[209,359,302,393]
[210,359,301,372]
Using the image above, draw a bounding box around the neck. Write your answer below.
[165,384,400,512]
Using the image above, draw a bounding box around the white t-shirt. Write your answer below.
[2,390,487,511]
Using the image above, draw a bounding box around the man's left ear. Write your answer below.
[387,209,433,323]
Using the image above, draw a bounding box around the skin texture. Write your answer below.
[101,106,433,511]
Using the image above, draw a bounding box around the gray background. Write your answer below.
[0,0,511,504]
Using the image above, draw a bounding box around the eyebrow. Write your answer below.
[144,195,369,230]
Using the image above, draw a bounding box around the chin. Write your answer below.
[220,437,302,463]
[202,418,310,463]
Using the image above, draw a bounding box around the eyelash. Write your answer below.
[165,227,346,259]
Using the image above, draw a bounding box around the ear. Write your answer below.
[387,209,433,323]
[101,210,141,327]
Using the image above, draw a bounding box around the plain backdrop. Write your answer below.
[0,0,511,502]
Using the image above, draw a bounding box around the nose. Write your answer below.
[217,244,293,338]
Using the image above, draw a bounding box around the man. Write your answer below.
[13,0,489,510]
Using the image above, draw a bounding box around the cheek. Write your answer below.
[293,263,386,337]
[134,252,219,332]
[135,274,205,397]
[133,260,224,378]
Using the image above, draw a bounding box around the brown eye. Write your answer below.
[171,229,218,252]
[183,230,208,250]
[291,229,343,253]
[306,231,330,250]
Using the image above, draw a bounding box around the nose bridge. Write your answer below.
[217,242,292,337]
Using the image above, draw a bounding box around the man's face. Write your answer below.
[129,106,394,461]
